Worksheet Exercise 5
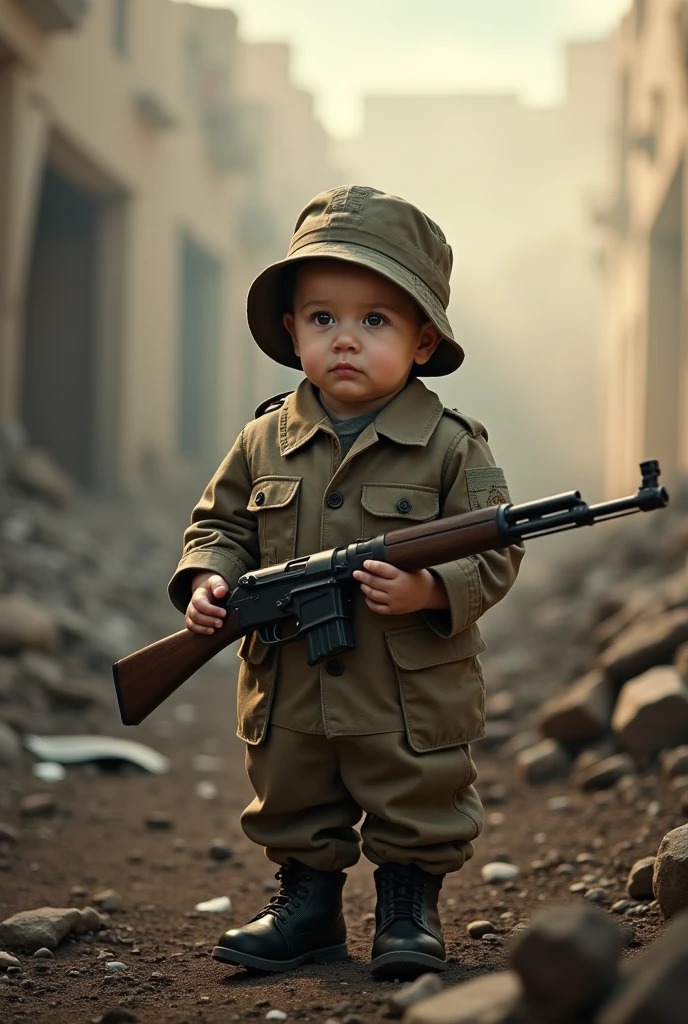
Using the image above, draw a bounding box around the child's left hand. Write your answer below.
[353,560,448,615]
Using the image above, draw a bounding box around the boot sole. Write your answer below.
[211,942,348,972]
[370,950,447,977]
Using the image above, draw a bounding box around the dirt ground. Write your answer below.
[0,660,681,1024]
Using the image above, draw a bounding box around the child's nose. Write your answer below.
[333,326,360,349]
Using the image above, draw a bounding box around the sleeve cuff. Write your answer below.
[167,549,248,614]
[422,558,482,638]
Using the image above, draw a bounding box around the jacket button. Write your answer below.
[326,491,344,509]
[254,490,265,506]
[396,498,412,513]
[325,659,344,676]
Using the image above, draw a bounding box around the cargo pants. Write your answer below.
[241,724,484,875]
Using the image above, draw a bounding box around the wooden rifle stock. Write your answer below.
[113,608,244,725]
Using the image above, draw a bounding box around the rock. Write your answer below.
[9,447,74,506]
[0,596,59,654]
[675,641,688,679]
[0,906,104,952]
[509,903,623,1019]
[386,974,444,1018]
[501,730,541,758]
[653,824,688,919]
[612,667,688,756]
[0,822,19,842]
[145,812,173,830]
[476,720,516,749]
[97,1011,138,1024]
[33,947,54,958]
[626,857,656,900]
[515,739,569,784]
[485,691,516,718]
[600,608,688,685]
[595,908,688,1023]
[18,651,63,688]
[0,720,21,766]
[0,951,21,970]
[576,754,637,791]
[92,889,122,912]
[537,671,613,742]
[584,888,610,904]
[105,961,127,971]
[209,840,233,861]
[467,920,497,938]
[547,795,572,811]
[481,862,520,883]
[265,1013,287,1022]
[194,896,231,913]
[19,793,56,816]
[660,745,688,779]
[611,900,633,915]
[403,970,522,1024]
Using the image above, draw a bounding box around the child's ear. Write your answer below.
[283,312,299,355]
[414,322,442,366]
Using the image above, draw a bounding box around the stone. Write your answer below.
[0,951,21,970]
[595,908,688,1023]
[105,961,127,971]
[92,889,122,912]
[98,1010,138,1024]
[547,796,572,811]
[265,1013,287,1022]
[0,906,104,952]
[0,596,60,654]
[515,739,569,784]
[675,641,688,679]
[576,754,637,791]
[501,730,541,758]
[0,720,21,766]
[33,947,54,958]
[600,609,688,685]
[194,896,231,913]
[403,970,522,1024]
[653,824,688,919]
[537,671,614,742]
[145,812,173,830]
[467,920,497,939]
[481,862,521,883]
[509,904,623,1019]
[626,857,656,900]
[385,973,444,1018]
[584,888,610,904]
[19,793,56,816]
[210,840,233,861]
[660,745,688,779]
[0,822,19,842]
[10,447,74,506]
[485,691,516,719]
[612,667,688,756]
[611,900,633,915]
[18,651,64,688]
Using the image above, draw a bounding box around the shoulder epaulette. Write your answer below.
[253,391,294,419]
[443,407,489,440]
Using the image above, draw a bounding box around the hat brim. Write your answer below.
[247,241,464,377]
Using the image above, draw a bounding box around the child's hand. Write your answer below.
[353,561,448,615]
[186,572,229,634]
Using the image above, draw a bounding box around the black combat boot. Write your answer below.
[212,859,348,971]
[370,863,446,976]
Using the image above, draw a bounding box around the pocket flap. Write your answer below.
[385,624,486,670]
[361,483,439,522]
[247,476,301,512]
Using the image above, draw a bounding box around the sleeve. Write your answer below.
[167,428,260,614]
[422,427,525,638]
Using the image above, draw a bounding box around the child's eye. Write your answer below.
[364,313,387,327]
[313,311,334,326]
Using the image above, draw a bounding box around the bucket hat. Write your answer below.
[246,185,464,376]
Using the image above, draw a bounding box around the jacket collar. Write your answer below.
[278,377,444,457]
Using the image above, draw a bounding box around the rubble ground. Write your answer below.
[1,450,688,1023]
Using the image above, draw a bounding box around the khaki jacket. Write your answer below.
[168,378,524,752]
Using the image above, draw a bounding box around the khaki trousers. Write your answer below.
[241,725,484,875]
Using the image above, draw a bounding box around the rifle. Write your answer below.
[113,460,669,726]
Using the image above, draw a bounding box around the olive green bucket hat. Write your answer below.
[247,185,464,376]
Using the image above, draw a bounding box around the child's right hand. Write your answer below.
[186,572,229,634]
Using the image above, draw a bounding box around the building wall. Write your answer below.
[601,0,688,495]
[0,0,341,494]
[335,40,613,503]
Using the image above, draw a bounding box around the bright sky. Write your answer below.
[174,0,632,136]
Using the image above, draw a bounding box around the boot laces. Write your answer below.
[255,865,311,921]
[379,867,426,926]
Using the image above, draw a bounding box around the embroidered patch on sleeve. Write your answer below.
[465,467,510,510]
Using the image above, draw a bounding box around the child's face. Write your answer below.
[282,260,441,418]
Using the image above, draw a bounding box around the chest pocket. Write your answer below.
[360,482,440,539]
[247,476,301,566]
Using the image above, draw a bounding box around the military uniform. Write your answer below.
[169,184,524,975]
[169,375,522,874]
